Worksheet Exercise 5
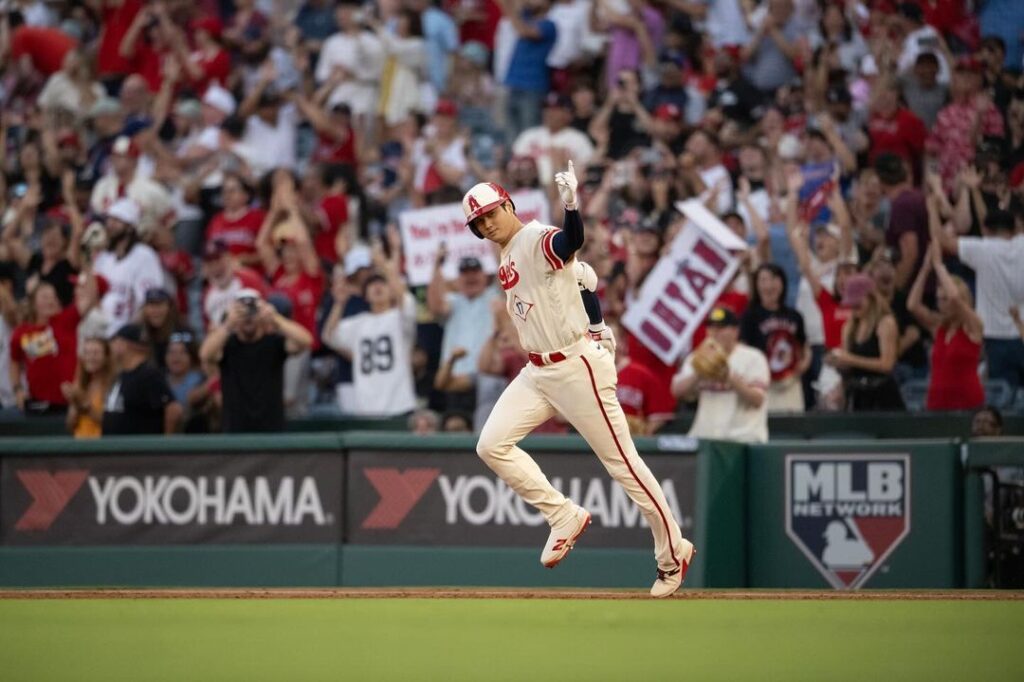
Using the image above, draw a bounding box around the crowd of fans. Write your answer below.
[0,0,1021,437]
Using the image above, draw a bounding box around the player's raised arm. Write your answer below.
[550,161,584,265]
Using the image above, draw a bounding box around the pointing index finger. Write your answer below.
[567,160,574,175]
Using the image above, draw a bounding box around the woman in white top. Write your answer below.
[37,49,105,121]
[371,10,428,126]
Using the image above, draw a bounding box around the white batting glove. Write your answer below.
[589,324,616,354]
[574,260,598,292]
[554,160,578,210]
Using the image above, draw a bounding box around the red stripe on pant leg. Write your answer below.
[580,356,679,567]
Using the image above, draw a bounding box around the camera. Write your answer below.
[239,296,259,318]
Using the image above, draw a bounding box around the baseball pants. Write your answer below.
[477,337,685,571]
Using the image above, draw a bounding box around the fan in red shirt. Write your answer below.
[9,24,77,77]
[301,164,352,265]
[868,77,927,167]
[183,17,231,95]
[96,0,143,79]
[257,174,325,350]
[10,279,98,413]
[444,0,502,49]
[907,243,985,411]
[118,4,180,92]
[611,324,677,436]
[295,96,358,168]
[206,174,267,270]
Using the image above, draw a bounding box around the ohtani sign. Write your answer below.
[622,200,746,365]
[399,190,550,286]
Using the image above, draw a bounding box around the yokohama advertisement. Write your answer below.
[347,451,696,547]
[0,454,343,545]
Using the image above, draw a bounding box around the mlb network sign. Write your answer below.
[785,454,911,589]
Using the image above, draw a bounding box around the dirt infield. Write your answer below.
[1,588,1020,600]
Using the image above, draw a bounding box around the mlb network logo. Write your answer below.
[785,454,911,589]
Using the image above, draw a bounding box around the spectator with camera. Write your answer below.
[200,288,314,432]
[102,323,182,435]
[672,307,770,443]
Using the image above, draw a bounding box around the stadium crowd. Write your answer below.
[0,0,1022,437]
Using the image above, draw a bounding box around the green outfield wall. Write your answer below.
[0,433,1019,589]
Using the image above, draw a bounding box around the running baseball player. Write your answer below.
[464,163,695,598]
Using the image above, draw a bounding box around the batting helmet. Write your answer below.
[462,182,512,239]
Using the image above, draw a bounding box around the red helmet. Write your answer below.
[462,182,511,238]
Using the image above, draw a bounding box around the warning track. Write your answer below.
[0,588,1020,600]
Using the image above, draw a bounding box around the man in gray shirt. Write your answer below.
[741,0,803,93]
[900,52,949,129]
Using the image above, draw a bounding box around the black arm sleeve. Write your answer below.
[552,209,585,261]
[580,288,603,327]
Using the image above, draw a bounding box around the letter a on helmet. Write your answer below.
[462,182,511,239]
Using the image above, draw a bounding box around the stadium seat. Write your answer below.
[811,431,876,441]
[900,379,929,413]
[983,380,1015,409]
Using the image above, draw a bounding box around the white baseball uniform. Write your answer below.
[477,220,687,573]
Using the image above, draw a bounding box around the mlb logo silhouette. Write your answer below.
[785,454,911,589]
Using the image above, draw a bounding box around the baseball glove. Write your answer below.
[691,339,730,381]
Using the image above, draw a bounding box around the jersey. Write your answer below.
[498,221,588,353]
[326,293,417,417]
[93,243,164,336]
[617,359,677,423]
[678,343,770,443]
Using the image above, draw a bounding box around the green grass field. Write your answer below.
[1,596,1021,681]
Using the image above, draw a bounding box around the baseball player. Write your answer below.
[464,162,695,598]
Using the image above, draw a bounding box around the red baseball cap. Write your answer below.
[435,99,458,117]
[58,130,81,148]
[654,103,682,121]
[955,55,983,73]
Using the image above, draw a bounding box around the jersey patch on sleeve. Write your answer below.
[540,229,566,271]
